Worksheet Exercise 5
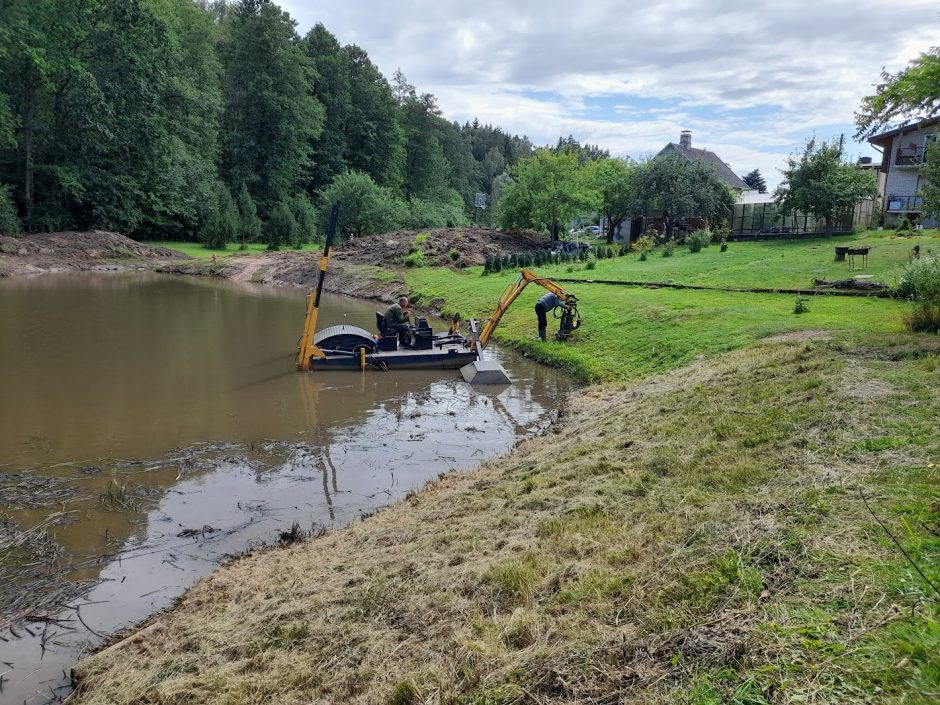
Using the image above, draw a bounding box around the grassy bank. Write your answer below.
[407,267,907,383]
[72,332,940,704]
[144,241,320,259]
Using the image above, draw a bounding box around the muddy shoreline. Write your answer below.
[65,332,940,705]
[0,227,544,307]
[1,258,575,704]
[156,253,408,305]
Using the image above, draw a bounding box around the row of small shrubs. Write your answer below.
[482,244,625,275]
[631,229,728,260]
[483,250,552,274]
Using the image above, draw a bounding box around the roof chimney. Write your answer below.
[679,130,692,148]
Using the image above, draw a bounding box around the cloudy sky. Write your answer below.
[280,0,938,187]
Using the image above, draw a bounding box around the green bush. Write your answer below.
[687,229,711,253]
[793,296,809,314]
[907,305,940,332]
[320,170,401,238]
[662,239,676,257]
[896,256,940,302]
[405,192,469,229]
[0,184,21,235]
[447,247,460,263]
[711,223,731,243]
[720,241,728,252]
[632,235,653,257]
[896,256,940,332]
[400,250,426,268]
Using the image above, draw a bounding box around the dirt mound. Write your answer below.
[331,227,547,268]
[225,251,407,302]
[159,250,407,304]
[0,231,187,276]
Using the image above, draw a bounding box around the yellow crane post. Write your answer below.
[296,202,340,371]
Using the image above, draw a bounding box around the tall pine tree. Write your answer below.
[742,169,767,193]
[220,0,324,215]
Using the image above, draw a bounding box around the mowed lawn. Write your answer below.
[534,230,940,290]
[407,253,910,383]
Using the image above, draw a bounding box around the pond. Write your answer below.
[0,272,574,704]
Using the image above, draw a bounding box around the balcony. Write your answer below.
[895,146,925,166]
[886,195,923,212]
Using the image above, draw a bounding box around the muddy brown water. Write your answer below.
[0,272,574,704]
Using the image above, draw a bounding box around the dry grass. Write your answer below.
[71,334,940,705]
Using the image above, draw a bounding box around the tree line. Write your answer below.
[1,1,933,248]
[0,0,533,246]
[496,149,738,242]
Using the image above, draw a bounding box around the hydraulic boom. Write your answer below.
[477,269,581,348]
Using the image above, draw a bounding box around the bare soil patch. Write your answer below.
[332,227,547,268]
[158,251,408,303]
[158,228,546,302]
[0,231,187,277]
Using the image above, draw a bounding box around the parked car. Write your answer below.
[586,225,601,235]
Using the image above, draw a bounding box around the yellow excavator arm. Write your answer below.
[297,203,340,370]
[477,269,579,348]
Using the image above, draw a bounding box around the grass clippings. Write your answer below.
[71,333,940,704]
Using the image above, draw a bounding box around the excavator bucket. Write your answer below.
[460,318,511,385]
[460,359,511,385]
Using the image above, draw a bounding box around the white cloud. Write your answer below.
[280,0,939,186]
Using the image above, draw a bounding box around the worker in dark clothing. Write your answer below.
[534,291,564,341]
[385,296,413,347]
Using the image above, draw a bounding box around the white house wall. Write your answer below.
[884,124,937,227]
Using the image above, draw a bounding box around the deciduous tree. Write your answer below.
[634,155,736,237]
[856,47,940,138]
[588,158,642,243]
[775,139,878,235]
[921,140,940,219]
[319,170,401,238]
[499,150,592,240]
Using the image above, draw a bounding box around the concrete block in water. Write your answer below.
[460,360,512,385]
